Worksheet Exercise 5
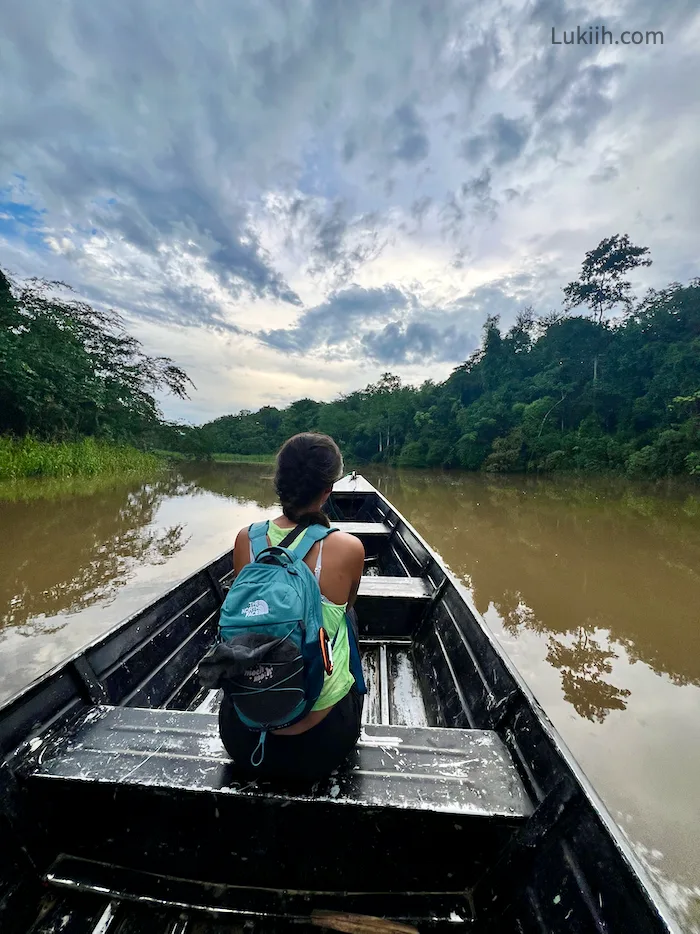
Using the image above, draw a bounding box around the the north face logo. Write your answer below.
[242,599,269,618]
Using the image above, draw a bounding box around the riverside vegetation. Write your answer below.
[2,235,699,481]
[0,268,190,480]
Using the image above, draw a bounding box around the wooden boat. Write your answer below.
[0,474,679,934]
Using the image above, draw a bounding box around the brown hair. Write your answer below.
[274,433,344,528]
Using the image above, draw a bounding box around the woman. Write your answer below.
[218,432,366,784]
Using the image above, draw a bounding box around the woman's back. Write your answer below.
[217,432,366,780]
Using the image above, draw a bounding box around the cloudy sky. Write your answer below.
[0,0,698,423]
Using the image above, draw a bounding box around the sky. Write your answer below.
[0,0,698,423]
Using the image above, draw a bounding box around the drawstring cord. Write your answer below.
[250,730,268,767]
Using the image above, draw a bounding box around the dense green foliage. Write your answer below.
[3,238,698,480]
[0,270,191,441]
[0,436,161,480]
[156,264,700,479]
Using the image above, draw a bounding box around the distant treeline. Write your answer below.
[156,237,700,479]
[2,236,699,480]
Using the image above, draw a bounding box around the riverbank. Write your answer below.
[0,436,162,481]
[156,450,275,465]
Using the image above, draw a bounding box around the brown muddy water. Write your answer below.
[0,464,698,931]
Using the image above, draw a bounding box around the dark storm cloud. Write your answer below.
[260,284,410,353]
[279,195,387,284]
[5,1,471,314]
[462,114,531,165]
[556,63,626,146]
[361,320,476,364]
[389,103,431,165]
[451,28,503,109]
[19,137,302,306]
[517,1,628,152]
[258,274,543,365]
[461,169,497,212]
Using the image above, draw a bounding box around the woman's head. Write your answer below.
[274,433,344,527]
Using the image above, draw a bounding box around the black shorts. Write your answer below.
[219,686,363,785]
[218,609,364,785]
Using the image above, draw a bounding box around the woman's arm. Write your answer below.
[345,535,365,610]
[233,527,251,577]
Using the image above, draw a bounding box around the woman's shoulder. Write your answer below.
[327,528,364,558]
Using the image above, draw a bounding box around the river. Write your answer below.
[0,463,698,931]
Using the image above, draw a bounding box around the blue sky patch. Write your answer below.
[0,195,49,251]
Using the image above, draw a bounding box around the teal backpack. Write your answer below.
[198,520,365,766]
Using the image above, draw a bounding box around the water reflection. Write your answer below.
[177,461,278,507]
[0,475,190,635]
[0,465,276,703]
[545,628,631,723]
[0,464,282,635]
[367,468,700,931]
[368,469,700,700]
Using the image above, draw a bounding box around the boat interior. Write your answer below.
[0,478,674,933]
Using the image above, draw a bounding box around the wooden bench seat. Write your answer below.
[355,575,432,636]
[330,521,392,537]
[25,705,531,895]
[357,576,431,600]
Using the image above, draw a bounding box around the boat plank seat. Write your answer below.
[355,577,432,637]
[25,705,532,893]
[30,705,530,817]
[331,521,391,537]
[357,576,431,600]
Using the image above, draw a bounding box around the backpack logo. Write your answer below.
[242,599,269,618]
[248,665,274,684]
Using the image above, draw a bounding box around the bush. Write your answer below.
[483,429,524,472]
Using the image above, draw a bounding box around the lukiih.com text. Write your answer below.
[552,26,663,45]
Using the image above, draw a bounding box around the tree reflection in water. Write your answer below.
[0,474,191,636]
[365,467,700,722]
[493,594,631,722]
[546,628,631,723]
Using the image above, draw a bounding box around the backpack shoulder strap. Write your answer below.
[291,524,336,561]
[248,521,270,559]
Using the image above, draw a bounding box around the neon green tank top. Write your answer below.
[265,521,355,712]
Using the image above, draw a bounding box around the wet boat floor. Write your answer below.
[360,640,431,727]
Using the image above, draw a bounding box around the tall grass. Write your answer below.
[0,436,162,481]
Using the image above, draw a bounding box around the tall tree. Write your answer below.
[563,235,652,323]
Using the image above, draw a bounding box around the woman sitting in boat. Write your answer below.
[216,432,366,783]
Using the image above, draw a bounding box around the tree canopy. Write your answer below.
[563,234,652,323]
[0,271,192,441]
